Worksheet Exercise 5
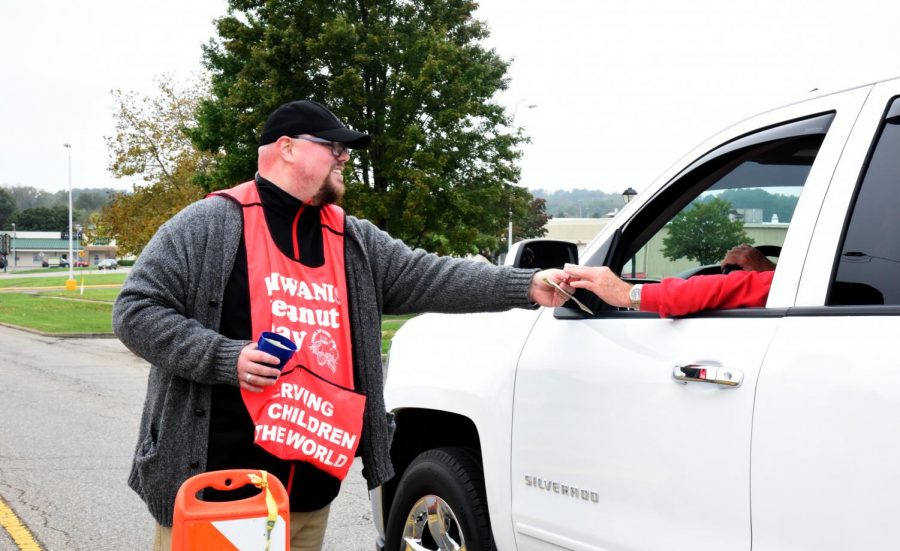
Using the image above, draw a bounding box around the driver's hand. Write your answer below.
[721,244,776,272]
[564,264,632,308]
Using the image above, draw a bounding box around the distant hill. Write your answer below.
[533,187,800,223]
[713,188,799,223]
[531,188,625,218]
[2,185,117,212]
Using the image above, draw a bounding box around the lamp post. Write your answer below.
[11,223,15,273]
[508,205,513,253]
[507,100,538,258]
[511,99,537,124]
[64,144,75,289]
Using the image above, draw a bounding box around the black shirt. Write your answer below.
[206,176,339,511]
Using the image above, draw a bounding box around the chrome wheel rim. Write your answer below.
[400,494,465,551]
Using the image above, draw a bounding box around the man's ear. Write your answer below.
[277,136,295,161]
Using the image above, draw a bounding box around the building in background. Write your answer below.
[0,231,117,269]
[543,218,611,255]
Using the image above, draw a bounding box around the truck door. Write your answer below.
[510,89,866,551]
[751,83,900,551]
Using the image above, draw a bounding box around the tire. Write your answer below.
[384,447,495,551]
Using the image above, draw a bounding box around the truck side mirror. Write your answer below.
[510,239,578,270]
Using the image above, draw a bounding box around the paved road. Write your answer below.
[0,325,376,550]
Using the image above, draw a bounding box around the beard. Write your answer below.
[311,171,344,205]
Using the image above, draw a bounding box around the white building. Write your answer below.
[0,230,116,269]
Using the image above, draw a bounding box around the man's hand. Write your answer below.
[721,244,776,272]
[237,343,283,392]
[528,268,575,307]
[563,264,632,308]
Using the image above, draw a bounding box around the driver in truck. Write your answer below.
[563,244,776,317]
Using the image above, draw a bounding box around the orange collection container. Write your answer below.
[172,469,290,551]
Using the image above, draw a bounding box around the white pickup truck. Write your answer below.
[372,76,900,551]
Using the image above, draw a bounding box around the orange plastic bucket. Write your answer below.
[172,469,290,551]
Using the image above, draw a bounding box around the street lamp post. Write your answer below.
[11,223,15,272]
[64,144,75,288]
[508,206,513,253]
[511,99,537,124]
[507,100,538,259]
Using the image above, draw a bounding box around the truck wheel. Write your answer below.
[385,447,494,551]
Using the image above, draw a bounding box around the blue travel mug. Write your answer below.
[256,331,298,370]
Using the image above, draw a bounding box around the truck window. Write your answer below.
[617,113,834,283]
[828,97,900,306]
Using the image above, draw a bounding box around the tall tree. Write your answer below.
[482,194,550,264]
[191,0,538,256]
[10,206,72,231]
[514,197,550,242]
[662,197,753,265]
[96,183,204,257]
[74,190,110,212]
[96,75,215,255]
[0,188,15,230]
[3,186,55,210]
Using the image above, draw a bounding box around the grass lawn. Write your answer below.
[0,293,113,333]
[5,266,103,276]
[0,273,127,289]
[382,314,415,354]
[37,288,121,302]
[0,279,414,343]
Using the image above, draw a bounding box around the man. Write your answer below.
[113,100,569,550]
[564,244,775,317]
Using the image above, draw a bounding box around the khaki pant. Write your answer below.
[153,504,331,551]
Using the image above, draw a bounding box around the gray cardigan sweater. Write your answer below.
[113,195,537,527]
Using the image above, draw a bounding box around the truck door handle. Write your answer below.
[673,364,743,388]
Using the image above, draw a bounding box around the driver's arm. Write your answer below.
[563,263,774,317]
[640,270,774,317]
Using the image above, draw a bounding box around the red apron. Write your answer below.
[211,181,365,480]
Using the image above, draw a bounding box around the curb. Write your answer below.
[0,321,116,339]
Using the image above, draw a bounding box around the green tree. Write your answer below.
[74,190,110,212]
[662,197,753,265]
[482,194,550,263]
[0,188,16,230]
[10,206,72,231]
[97,184,204,257]
[96,75,213,255]
[515,197,550,241]
[3,186,55,210]
[191,0,536,256]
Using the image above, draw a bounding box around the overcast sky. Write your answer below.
[2,0,898,199]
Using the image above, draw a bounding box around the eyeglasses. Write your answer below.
[293,135,349,158]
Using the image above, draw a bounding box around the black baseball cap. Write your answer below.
[259,100,371,149]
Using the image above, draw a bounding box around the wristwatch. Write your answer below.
[629,284,643,310]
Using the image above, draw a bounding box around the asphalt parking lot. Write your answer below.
[0,325,376,550]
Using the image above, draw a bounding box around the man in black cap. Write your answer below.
[114,100,571,550]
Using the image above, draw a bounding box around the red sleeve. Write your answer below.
[640,270,774,318]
